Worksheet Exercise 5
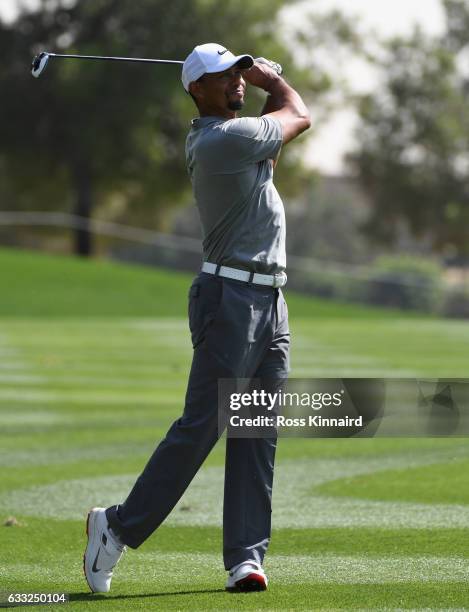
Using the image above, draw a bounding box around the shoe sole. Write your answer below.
[226,573,267,593]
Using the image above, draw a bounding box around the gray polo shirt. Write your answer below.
[185,115,285,275]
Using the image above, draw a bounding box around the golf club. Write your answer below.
[31,51,282,78]
[31,52,184,78]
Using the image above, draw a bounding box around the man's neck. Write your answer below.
[198,106,236,120]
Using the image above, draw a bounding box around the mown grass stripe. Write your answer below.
[2,553,468,586]
[3,452,469,528]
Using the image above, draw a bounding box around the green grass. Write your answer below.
[0,247,468,611]
[317,457,469,505]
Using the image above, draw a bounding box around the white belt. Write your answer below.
[201,262,287,288]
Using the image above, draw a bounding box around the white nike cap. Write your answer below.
[182,43,254,92]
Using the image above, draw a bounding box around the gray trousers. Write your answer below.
[106,271,290,570]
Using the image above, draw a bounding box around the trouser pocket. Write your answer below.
[188,276,224,349]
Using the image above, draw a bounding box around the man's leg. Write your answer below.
[84,333,226,593]
[105,275,281,549]
[106,341,225,547]
[223,288,290,571]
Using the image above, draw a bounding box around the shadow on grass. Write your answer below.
[70,588,225,603]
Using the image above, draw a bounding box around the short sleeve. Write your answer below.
[220,116,283,165]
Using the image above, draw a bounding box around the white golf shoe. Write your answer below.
[83,507,126,593]
[225,560,268,592]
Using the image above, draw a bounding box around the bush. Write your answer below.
[287,256,446,314]
[366,256,443,312]
[288,267,343,299]
[442,285,469,319]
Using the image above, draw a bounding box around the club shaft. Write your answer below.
[46,52,183,65]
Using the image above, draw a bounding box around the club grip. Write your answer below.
[254,57,283,76]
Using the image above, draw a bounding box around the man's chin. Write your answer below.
[228,99,244,111]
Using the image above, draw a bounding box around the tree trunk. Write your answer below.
[72,161,93,257]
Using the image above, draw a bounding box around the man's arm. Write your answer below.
[244,62,311,145]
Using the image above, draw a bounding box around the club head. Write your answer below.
[31,52,49,78]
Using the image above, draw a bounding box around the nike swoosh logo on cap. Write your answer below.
[217,49,228,55]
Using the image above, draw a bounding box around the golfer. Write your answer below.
[84,42,310,594]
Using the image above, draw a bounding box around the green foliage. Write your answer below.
[366,255,443,312]
[348,10,469,259]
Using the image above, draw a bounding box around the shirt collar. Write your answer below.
[191,116,227,130]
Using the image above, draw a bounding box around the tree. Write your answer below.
[347,0,469,260]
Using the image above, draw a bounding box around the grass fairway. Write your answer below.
[0,247,468,611]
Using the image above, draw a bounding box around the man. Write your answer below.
[84,42,310,594]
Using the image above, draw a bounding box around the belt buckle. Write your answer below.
[273,272,284,288]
